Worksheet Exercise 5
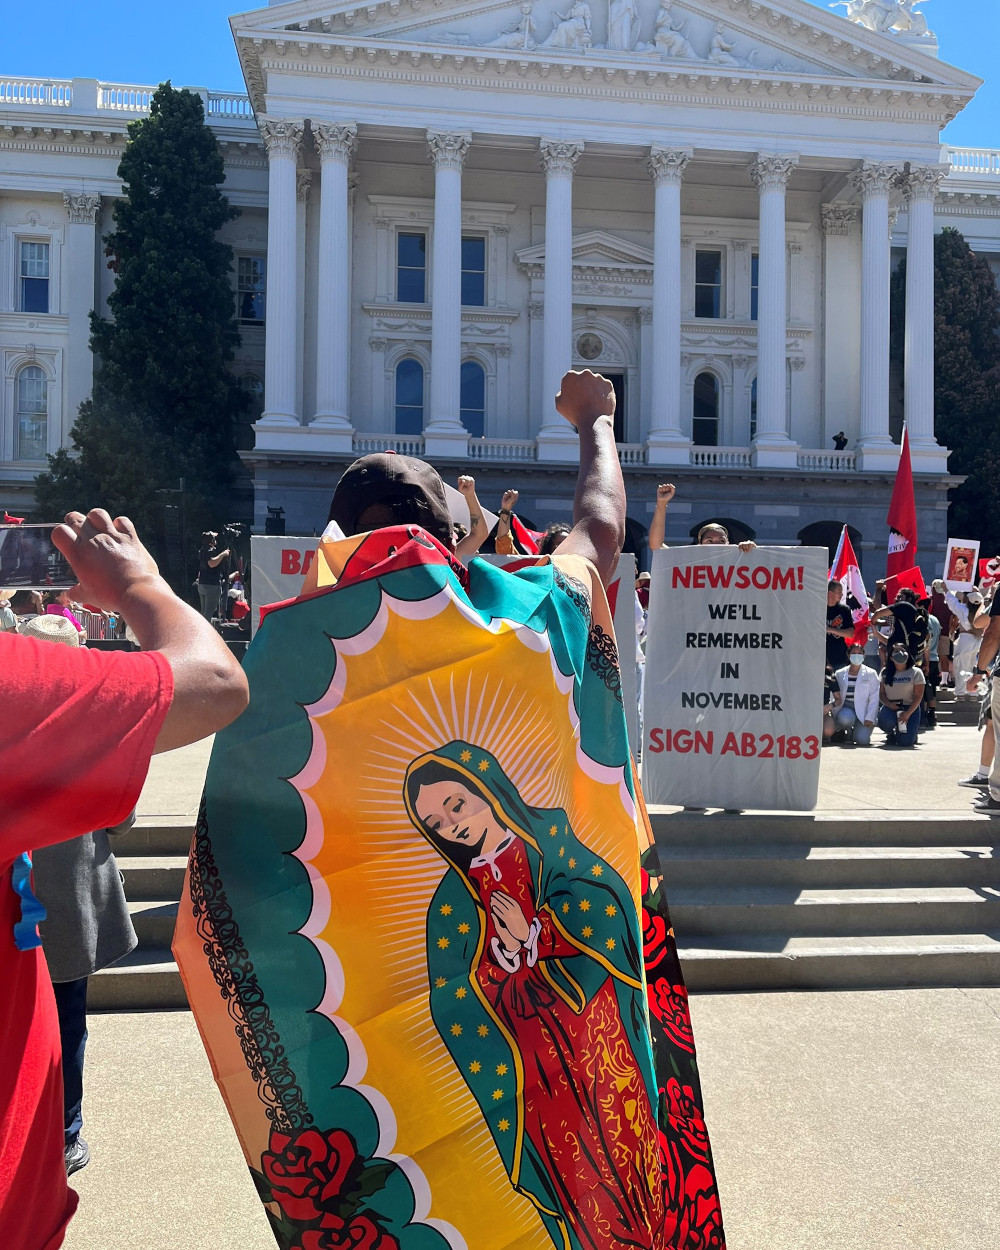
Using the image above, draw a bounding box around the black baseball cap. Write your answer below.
[327,453,453,547]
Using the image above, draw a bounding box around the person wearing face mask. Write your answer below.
[877,645,926,748]
[831,646,880,746]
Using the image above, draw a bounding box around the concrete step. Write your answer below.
[88,947,187,1011]
[115,856,187,901]
[128,899,180,948]
[670,885,1000,937]
[660,845,1000,890]
[677,932,1000,992]
[115,816,194,857]
[650,809,999,848]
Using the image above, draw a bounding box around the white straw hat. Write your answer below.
[18,614,81,647]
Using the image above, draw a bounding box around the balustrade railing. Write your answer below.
[467,438,537,461]
[352,434,426,456]
[617,444,647,466]
[207,92,255,118]
[947,147,1000,177]
[797,450,856,471]
[690,447,753,469]
[0,78,73,106]
[97,83,155,112]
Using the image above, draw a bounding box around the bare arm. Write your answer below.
[454,476,490,560]
[53,510,249,754]
[553,370,626,588]
[647,484,674,552]
[967,615,1000,692]
[207,548,230,569]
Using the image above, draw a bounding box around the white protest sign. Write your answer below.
[641,545,827,811]
[943,538,980,592]
[250,535,316,637]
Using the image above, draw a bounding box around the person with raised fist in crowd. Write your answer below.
[648,482,756,553]
[1,508,249,1250]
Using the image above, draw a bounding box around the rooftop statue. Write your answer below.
[830,0,934,38]
[652,0,697,59]
[488,2,538,49]
[607,0,639,51]
[540,0,593,49]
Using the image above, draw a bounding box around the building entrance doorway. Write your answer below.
[602,372,627,444]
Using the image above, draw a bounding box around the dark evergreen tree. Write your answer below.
[36,83,246,580]
[891,226,1000,550]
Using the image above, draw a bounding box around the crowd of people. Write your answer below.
[822,568,997,753]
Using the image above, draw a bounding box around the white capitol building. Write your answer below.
[2,0,999,564]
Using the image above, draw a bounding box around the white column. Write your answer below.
[425,129,471,457]
[851,160,899,470]
[646,147,691,464]
[259,118,304,427]
[61,192,101,443]
[295,169,311,424]
[904,165,948,472]
[748,153,798,467]
[820,203,862,449]
[537,138,583,460]
[312,123,357,449]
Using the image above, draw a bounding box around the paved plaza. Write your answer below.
[65,713,1000,1250]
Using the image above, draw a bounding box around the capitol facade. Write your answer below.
[2,0,1000,565]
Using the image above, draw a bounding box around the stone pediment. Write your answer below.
[516,230,653,277]
[235,0,979,90]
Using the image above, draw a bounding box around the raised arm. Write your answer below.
[648,483,675,552]
[453,475,490,560]
[553,370,626,588]
[53,509,249,753]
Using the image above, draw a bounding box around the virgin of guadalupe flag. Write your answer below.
[829,527,870,646]
[173,526,725,1250]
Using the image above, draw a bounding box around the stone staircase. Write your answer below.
[651,809,1000,991]
[89,807,1000,1009]
[88,817,190,1010]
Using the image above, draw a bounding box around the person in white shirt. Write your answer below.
[832,647,880,746]
[944,585,986,698]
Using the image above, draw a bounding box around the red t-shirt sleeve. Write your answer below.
[0,634,174,857]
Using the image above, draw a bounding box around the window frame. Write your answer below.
[235,254,267,327]
[459,358,487,437]
[750,251,759,323]
[14,362,49,462]
[19,240,51,315]
[692,370,721,447]
[394,356,426,434]
[396,231,428,305]
[460,234,488,308]
[694,248,725,321]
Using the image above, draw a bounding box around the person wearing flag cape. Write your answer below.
[405,741,662,1250]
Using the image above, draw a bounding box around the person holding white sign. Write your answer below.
[648,484,756,553]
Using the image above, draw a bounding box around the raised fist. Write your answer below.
[501,489,519,511]
[555,370,615,429]
[656,483,676,504]
[456,475,476,497]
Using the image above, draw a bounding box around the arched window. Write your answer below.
[749,377,758,443]
[16,365,47,461]
[395,358,424,435]
[460,360,486,438]
[237,373,264,451]
[692,372,720,447]
[799,522,864,572]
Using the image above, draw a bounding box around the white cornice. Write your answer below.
[238,41,970,131]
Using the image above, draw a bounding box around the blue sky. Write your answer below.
[5,0,997,147]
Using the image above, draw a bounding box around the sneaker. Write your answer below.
[65,1137,90,1176]
[958,774,990,789]
[973,795,1000,815]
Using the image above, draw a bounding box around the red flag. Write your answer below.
[3,512,24,524]
[830,526,870,645]
[509,514,542,555]
[884,565,928,603]
[886,427,917,578]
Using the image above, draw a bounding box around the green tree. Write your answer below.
[35,82,246,581]
[891,226,1000,549]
